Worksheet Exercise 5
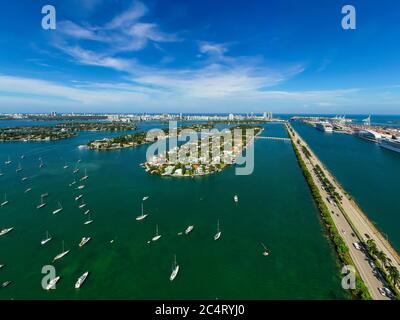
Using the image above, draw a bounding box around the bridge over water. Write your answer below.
[255,136,291,141]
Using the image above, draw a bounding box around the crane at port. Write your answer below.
[362,115,371,126]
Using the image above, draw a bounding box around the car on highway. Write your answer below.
[368,260,376,269]
[353,242,362,250]
[378,287,394,299]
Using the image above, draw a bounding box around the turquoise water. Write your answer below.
[292,121,400,252]
[0,121,346,299]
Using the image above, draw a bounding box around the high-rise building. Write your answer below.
[263,112,273,120]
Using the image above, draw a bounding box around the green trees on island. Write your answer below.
[364,239,400,298]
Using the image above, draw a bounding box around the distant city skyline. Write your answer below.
[1,0,400,114]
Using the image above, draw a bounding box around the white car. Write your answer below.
[378,287,394,298]
[353,242,362,250]
[368,260,376,269]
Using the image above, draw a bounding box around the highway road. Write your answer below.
[287,124,397,300]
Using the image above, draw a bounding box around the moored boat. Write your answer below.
[0,227,14,237]
[45,276,60,290]
[75,271,89,289]
[185,225,194,235]
[379,136,400,153]
[169,255,179,281]
[52,202,63,214]
[53,241,70,262]
[41,231,52,245]
[79,237,91,247]
[152,225,162,241]
[214,219,221,241]
[1,194,9,207]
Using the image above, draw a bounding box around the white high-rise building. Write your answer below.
[263,112,273,120]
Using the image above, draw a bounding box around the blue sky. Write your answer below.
[1,0,400,114]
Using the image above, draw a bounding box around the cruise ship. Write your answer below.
[354,129,382,142]
[316,122,333,133]
[379,136,400,153]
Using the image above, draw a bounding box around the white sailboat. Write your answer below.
[84,209,90,215]
[45,276,60,290]
[81,169,89,181]
[84,213,93,225]
[79,237,91,247]
[77,185,85,190]
[21,176,28,182]
[136,199,149,221]
[169,255,180,281]
[152,224,162,241]
[214,219,221,241]
[75,194,83,201]
[0,227,14,237]
[5,156,12,165]
[16,163,23,173]
[69,180,77,187]
[63,163,69,169]
[0,170,3,177]
[185,225,194,235]
[53,241,70,262]
[52,202,63,214]
[39,157,44,168]
[75,271,89,289]
[36,195,46,209]
[78,199,86,209]
[1,193,9,207]
[41,231,52,245]
[73,166,80,174]
[234,195,238,203]
[24,187,32,193]
[261,242,269,256]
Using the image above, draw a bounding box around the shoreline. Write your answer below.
[144,126,263,177]
[286,123,387,300]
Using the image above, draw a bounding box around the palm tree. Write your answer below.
[386,265,400,287]
[375,250,388,267]
[366,239,378,256]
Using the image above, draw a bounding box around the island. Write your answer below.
[144,125,263,177]
[55,122,136,132]
[87,123,214,150]
[0,122,136,142]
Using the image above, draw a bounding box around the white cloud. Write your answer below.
[1,74,382,114]
[54,44,136,71]
[128,23,177,42]
[105,1,148,30]
[55,0,178,57]
[58,21,108,42]
[199,42,228,57]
